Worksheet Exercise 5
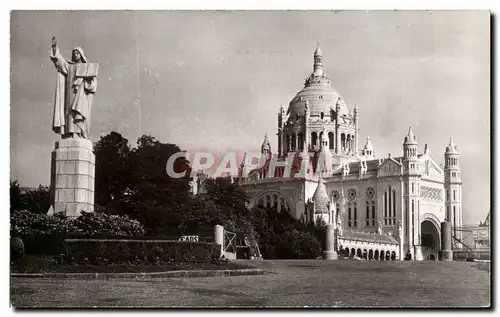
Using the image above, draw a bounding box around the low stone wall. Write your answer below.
[64,239,213,264]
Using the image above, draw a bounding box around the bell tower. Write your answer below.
[444,137,463,244]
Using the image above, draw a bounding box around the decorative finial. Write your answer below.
[264,133,268,140]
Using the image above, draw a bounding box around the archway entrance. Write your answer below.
[421,220,440,260]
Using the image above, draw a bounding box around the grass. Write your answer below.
[10,255,247,274]
[10,259,490,308]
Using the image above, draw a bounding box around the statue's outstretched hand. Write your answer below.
[51,36,57,55]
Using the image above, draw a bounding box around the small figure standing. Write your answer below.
[377,221,383,235]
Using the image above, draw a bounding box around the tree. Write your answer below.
[20,185,51,214]
[10,180,21,212]
[94,131,131,209]
[126,135,192,208]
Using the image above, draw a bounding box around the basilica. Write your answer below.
[238,45,463,261]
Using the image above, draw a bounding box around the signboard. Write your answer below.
[178,235,199,242]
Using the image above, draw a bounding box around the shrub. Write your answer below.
[64,239,213,265]
[10,210,146,255]
[275,230,322,259]
[70,211,145,237]
[10,237,25,263]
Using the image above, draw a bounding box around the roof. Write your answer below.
[332,159,379,175]
[445,137,459,154]
[286,48,349,119]
[312,178,329,212]
[342,230,399,244]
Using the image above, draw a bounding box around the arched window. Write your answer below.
[311,132,318,148]
[291,134,296,151]
[328,132,334,150]
[348,202,357,228]
[353,202,357,228]
[298,132,304,150]
[320,112,324,119]
[348,202,352,227]
[341,133,346,151]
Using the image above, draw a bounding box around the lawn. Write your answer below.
[10,259,490,308]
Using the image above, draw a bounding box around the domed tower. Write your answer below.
[402,127,423,260]
[444,137,463,243]
[279,45,358,159]
[403,127,419,175]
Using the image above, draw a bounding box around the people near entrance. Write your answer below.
[404,250,412,261]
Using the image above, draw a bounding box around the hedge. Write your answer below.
[63,239,214,265]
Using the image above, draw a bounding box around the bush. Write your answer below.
[10,210,146,255]
[276,230,322,259]
[64,239,213,265]
[70,211,145,237]
[11,237,25,263]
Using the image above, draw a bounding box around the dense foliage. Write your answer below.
[250,206,324,259]
[10,181,50,214]
[10,210,144,238]
[11,130,327,260]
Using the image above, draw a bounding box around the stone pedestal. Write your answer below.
[50,138,95,218]
[323,224,338,260]
[414,245,424,261]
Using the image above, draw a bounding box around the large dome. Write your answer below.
[287,81,349,118]
[286,46,350,119]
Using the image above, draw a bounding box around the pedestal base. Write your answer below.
[414,245,424,261]
[439,250,453,261]
[50,138,95,218]
[323,250,338,260]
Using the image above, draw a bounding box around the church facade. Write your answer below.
[238,46,463,261]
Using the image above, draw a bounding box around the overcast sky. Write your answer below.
[10,10,489,224]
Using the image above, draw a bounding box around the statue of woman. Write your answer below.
[50,36,98,139]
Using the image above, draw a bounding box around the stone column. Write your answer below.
[323,223,338,260]
[440,221,453,261]
[214,225,224,258]
[50,138,95,218]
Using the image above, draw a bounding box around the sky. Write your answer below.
[10,10,490,225]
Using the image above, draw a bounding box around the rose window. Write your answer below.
[348,189,357,201]
[366,187,375,200]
